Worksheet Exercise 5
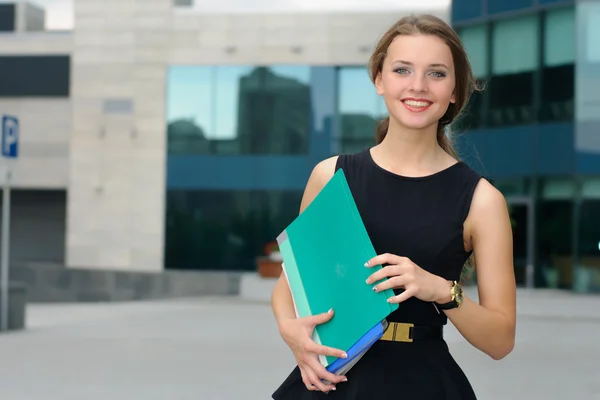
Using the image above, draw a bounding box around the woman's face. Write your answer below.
[375,34,456,132]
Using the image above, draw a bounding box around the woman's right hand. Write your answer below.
[278,308,349,393]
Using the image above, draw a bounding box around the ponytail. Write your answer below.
[375,117,389,144]
[436,123,460,160]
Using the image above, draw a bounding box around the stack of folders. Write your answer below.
[277,168,398,379]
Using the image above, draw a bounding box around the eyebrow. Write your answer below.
[393,60,450,70]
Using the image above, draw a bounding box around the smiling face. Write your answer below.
[375,34,457,132]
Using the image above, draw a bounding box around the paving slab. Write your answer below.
[0,290,598,400]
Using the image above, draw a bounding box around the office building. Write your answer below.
[0,0,452,301]
[451,0,600,292]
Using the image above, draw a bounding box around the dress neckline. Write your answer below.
[364,147,464,181]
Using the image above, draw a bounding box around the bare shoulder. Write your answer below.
[299,156,339,213]
[311,156,339,185]
[463,178,510,251]
[470,178,508,219]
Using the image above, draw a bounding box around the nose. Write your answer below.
[409,73,428,93]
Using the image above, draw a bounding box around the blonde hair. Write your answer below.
[368,14,481,160]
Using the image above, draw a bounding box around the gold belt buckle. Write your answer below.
[381,322,414,343]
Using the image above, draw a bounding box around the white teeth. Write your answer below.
[403,100,431,107]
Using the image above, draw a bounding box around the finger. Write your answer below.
[307,356,347,385]
[305,308,335,326]
[387,288,414,304]
[373,274,409,293]
[304,364,335,392]
[366,263,407,284]
[365,253,407,268]
[299,367,315,391]
[305,342,348,360]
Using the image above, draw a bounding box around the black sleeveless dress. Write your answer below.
[272,148,483,400]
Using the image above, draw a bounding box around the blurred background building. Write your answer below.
[0,0,597,301]
[451,0,600,293]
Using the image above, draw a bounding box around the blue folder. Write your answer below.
[325,320,387,376]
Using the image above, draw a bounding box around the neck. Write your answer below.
[378,118,444,168]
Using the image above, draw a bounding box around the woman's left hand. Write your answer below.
[365,253,451,304]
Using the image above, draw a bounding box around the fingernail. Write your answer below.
[342,352,348,358]
[365,278,370,284]
[372,287,378,292]
[328,308,333,313]
[331,387,337,391]
[364,262,369,267]
[343,378,348,382]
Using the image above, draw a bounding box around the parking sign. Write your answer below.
[2,115,18,158]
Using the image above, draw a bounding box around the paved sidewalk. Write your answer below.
[0,289,599,400]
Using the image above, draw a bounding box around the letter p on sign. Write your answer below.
[2,115,18,158]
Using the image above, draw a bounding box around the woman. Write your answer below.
[270,14,516,399]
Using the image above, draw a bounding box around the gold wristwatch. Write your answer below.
[435,281,463,310]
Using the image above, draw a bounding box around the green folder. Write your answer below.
[277,168,398,367]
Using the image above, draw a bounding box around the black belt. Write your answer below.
[380,322,443,343]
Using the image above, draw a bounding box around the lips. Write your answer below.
[401,98,433,113]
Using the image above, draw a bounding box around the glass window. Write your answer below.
[540,64,574,122]
[487,16,539,126]
[0,56,70,97]
[544,8,575,67]
[584,4,600,63]
[337,67,385,154]
[492,15,539,75]
[0,4,15,32]
[166,65,313,155]
[537,179,576,289]
[164,189,303,271]
[540,8,575,122]
[459,25,488,78]
[488,15,539,127]
[577,200,600,292]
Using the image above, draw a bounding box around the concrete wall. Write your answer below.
[168,10,449,66]
[67,0,171,272]
[0,30,71,53]
[10,263,241,302]
[0,99,71,188]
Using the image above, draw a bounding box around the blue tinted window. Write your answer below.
[337,67,385,153]
[459,25,488,78]
[451,0,483,24]
[488,15,539,127]
[488,0,533,15]
[167,65,313,155]
[544,7,575,67]
[492,15,539,75]
[165,189,303,271]
[541,8,574,122]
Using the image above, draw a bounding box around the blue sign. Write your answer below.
[2,115,18,158]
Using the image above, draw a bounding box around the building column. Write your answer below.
[67,0,171,272]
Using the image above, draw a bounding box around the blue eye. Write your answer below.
[431,71,446,78]
[394,68,410,75]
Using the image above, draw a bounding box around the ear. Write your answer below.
[450,92,456,104]
[375,72,384,96]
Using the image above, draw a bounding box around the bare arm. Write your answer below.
[270,157,349,393]
[271,156,338,328]
[441,179,517,360]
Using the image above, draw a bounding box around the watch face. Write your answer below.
[451,282,463,304]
